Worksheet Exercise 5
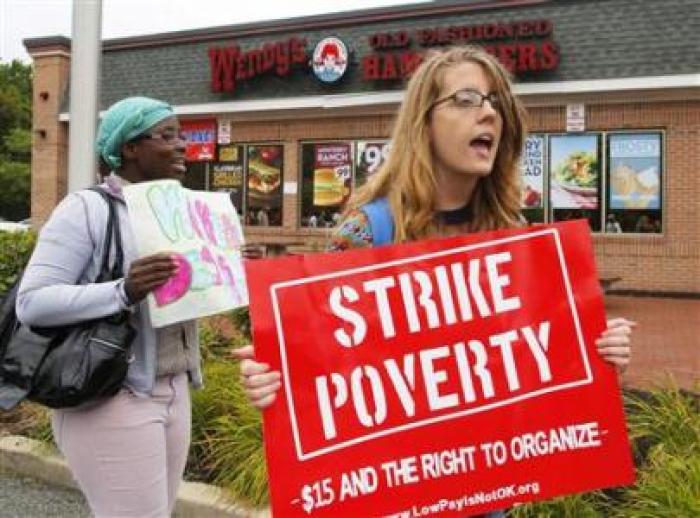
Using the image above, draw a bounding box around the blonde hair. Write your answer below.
[346,46,527,242]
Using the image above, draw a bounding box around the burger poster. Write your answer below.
[247,145,283,203]
[181,119,217,162]
[608,133,661,210]
[313,143,352,207]
[246,220,634,517]
[520,135,544,209]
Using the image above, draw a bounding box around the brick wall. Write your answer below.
[29,48,70,227]
[528,100,700,293]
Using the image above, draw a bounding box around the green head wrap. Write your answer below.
[96,96,175,170]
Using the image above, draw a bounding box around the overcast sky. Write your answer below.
[1,0,431,63]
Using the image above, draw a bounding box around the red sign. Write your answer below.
[209,37,307,93]
[363,19,559,81]
[246,220,634,517]
[180,119,216,162]
[314,143,351,168]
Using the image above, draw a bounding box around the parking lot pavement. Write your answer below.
[604,295,700,391]
[0,469,89,518]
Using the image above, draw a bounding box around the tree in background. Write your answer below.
[0,60,32,222]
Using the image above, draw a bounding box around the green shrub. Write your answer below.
[612,446,700,517]
[510,385,700,517]
[624,385,700,460]
[0,229,36,296]
[189,360,268,507]
[229,306,251,341]
[0,231,48,445]
[509,492,607,518]
[0,401,52,443]
[189,361,239,482]
[199,318,235,362]
[612,386,700,517]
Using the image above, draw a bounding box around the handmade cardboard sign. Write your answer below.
[123,180,248,327]
[246,220,634,517]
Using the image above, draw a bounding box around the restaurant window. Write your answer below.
[206,143,283,227]
[300,142,353,228]
[549,133,602,232]
[520,134,546,224]
[246,144,284,227]
[605,132,663,234]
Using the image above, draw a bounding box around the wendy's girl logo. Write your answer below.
[312,37,349,83]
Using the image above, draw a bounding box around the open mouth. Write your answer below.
[470,134,494,154]
[173,159,187,173]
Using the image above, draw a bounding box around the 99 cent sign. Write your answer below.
[246,220,634,517]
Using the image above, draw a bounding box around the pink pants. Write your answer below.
[52,373,191,518]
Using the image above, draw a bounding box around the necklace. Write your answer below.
[437,203,472,225]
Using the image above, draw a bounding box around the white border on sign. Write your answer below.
[270,228,593,461]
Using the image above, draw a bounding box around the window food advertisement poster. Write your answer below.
[211,162,244,213]
[520,135,545,209]
[608,133,661,210]
[356,141,391,187]
[313,143,352,208]
[549,135,599,210]
[247,145,283,205]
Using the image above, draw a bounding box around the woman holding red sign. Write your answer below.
[235,46,634,515]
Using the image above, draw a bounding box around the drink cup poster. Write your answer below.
[123,180,248,327]
[246,220,634,517]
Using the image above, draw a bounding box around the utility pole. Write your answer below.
[67,0,102,192]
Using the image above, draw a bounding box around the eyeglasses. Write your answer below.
[134,130,187,143]
[429,88,500,112]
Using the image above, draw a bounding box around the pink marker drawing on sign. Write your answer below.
[153,253,193,306]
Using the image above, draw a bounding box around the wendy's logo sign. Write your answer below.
[209,37,307,93]
[312,37,349,83]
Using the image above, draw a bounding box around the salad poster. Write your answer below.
[549,135,600,210]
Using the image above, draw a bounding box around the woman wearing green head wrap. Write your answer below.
[96,96,187,182]
[17,96,203,517]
